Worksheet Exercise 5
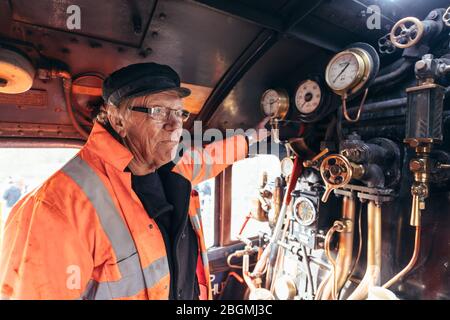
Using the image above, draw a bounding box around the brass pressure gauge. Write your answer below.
[260,88,289,119]
[294,196,317,226]
[325,47,372,96]
[281,157,294,177]
[324,43,379,122]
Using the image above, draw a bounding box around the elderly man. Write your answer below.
[0,63,269,300]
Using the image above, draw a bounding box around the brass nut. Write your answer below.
[412,183,428,197]
[409,159,424,172]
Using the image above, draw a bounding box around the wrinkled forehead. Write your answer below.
[127,90,184,109]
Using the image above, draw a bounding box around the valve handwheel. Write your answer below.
[320,154,353,202]
[389,17,424,49]
[443,7,450,27]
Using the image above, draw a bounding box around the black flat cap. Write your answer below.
[102,62,191,106]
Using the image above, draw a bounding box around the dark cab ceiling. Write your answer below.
[0,0,448,142]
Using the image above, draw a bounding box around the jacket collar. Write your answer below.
[83,122,134,172]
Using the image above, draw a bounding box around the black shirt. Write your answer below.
[131,172,199,300]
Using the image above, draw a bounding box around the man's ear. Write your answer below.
[107,105,128,138]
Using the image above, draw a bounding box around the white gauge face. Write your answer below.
[326,52,360,92]
[295,80,322,114]
[294,197,317,226]
[281,157,294,176]
[260,89,288,119]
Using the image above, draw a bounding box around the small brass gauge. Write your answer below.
[294,196,317,226]
[260,88,289,119]
[295,79,322,115]
[281,157,294,177]
[325,48,372,96]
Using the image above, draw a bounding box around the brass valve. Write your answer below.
[407,146,432,227]
[389,17,424,49]
[319,154,366,202]
[410,182,428,227]
[320,154,353,202]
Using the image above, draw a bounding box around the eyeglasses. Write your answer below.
[130,106,191,122]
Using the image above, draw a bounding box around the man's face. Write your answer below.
[114,91,184,171]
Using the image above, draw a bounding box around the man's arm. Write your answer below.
[172,117,271,186]
[0,196,93,299]
[172,134,248,186]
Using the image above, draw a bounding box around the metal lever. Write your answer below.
[303,148,329,168]
[437,163,450,169]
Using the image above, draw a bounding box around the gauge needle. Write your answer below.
[333,62,350,83]
[269,98,279,105]
[299,100,307,111]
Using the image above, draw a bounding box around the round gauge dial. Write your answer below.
[260,89,289,119]
[326,52,361,91]
[281,157,294,177]
[325,48,372,95]
[294,197,317,226]
[295,79,322,114]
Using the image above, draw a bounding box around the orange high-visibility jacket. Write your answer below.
[0,122,248,300]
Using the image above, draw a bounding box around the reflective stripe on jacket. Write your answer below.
[0,122,247,299]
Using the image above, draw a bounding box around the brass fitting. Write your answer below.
[350,163,365,180]
[410,182,428,227]
[303,148,329,168]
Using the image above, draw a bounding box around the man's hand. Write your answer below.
[246,116,271,145]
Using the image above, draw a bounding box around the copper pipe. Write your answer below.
[347,200,382,300]
[242,253,257,292]
[383,226,421,289]
[49,69,90,139]
[227,251,244,269]
[342,88,369,122]
[320,196,356,300]
[338,204,363,299]
[62,78,90,139]
[323,223,341,300]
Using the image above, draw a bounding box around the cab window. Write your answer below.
[194,177,215,248]
[0,148,79,233]
[230,155,281,240]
